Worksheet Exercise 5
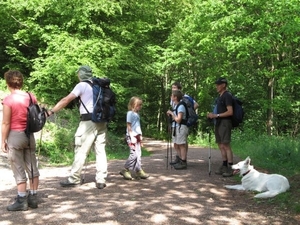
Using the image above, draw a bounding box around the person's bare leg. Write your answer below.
[174,143,181,158]
[223,143,233,163]
[29,176,39,191]
[173,144,187,169]
[169,143,181,165]
[222,143,234,177]
[28,177,39,208]
[218,143,228,161]
[215,143,228,175]
[17,182,27,193]
[179,144,187,161]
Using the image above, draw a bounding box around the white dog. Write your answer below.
[224,156,290,198]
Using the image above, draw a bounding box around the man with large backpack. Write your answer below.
[47,65,109,189]
[207,77,234,177]
[169,81,199,168]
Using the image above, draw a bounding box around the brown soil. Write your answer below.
[0,138,299,225]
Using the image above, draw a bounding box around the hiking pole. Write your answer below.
[168,115,173,170]
[81,153,89,185]
[166,115,172,169]
[170,128,173,170]
[37,128,43,168]
[37,109,49,168]
[166,133,169,169]
[208,128,211,176]
[166,120,170,169]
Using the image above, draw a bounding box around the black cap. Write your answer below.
[215,77,227,85]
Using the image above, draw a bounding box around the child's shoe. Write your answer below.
[119,169,133,180]
[136,169,150,179]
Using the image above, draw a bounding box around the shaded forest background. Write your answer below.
[0,0,299,138]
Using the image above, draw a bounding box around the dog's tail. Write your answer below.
[254,190,281,198]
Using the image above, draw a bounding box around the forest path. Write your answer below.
[0,138,299,225]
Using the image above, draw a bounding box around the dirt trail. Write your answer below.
[0,138,299,225]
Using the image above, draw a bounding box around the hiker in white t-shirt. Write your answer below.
[47,65,108,189]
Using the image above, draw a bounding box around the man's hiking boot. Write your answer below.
[7,195,28,211]
[60,179,80,187]
[136,169,150,179]
[28,193,38,209]
[170,155,180,165]
[96,183,107,189]
[119,169,133,180]
[223,166,233,177]
[173,160,187,170]
[215,165,228,175]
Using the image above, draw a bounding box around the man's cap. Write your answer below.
[215,77,227,85]
[77,65,93,81]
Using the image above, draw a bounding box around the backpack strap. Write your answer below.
[28,92,33,105]
[78,80,93,114]
[175,101,188,126]
[25,92,32,138]
[82,80,93,87]
[78,98,93,121]
[78,97,90,114]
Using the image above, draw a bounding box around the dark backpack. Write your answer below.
[80,77,116,123]
[25,92,47,136]
[175,96,198,127]
[213,92,244,128]
[231,94,244,128]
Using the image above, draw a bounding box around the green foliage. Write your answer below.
[231,133,300,176]
[39,140,74,165]
[37,108,80,165]
[294,202,300,213]
[162,0,300,136]
[0,0,300,147]
[0,79,7,90]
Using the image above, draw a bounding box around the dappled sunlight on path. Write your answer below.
[0,138,298,224]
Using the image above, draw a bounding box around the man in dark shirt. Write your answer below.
[207,77,234,177]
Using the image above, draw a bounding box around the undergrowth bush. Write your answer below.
[231,132,300,176]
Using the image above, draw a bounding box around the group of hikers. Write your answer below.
[166,79,234,177]
[1,66,234,211]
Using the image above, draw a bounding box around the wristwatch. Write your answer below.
[217,114,220,118]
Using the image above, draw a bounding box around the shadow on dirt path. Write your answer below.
[0,138,299,225]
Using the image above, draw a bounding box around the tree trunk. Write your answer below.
[266,77,274,135]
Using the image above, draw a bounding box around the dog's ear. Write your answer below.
[245,156,251,165]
